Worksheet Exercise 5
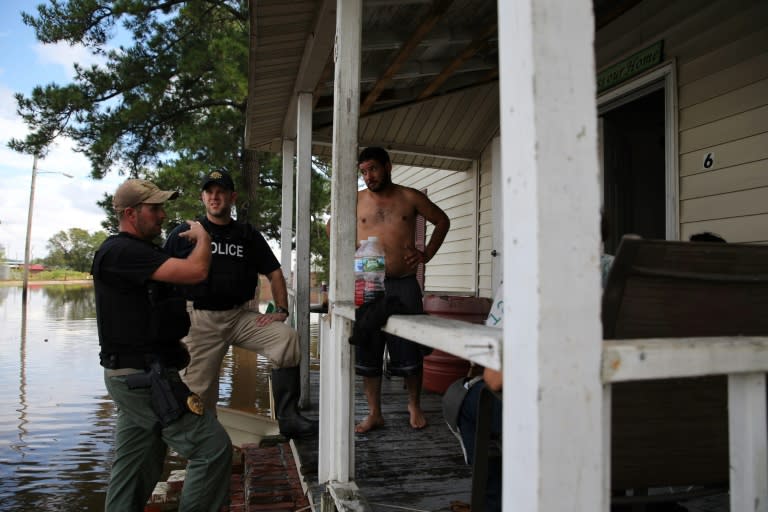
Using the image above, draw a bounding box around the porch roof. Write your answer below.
[245,0,641,171]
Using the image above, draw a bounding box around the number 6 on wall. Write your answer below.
[703,152,714,170]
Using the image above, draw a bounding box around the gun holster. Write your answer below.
[125,361,201,427]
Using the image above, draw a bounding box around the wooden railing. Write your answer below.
[322,306,768,511]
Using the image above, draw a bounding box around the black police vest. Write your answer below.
[186,217,260,307]
[92,234,190,361]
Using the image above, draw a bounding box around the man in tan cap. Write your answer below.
[92,178,232,511]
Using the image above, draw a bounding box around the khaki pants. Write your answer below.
[104,371,232,512]
[182,305,300,411]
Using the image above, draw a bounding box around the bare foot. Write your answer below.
[355,414,384,433]
[408,403,427,429]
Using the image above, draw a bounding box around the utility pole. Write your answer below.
[22,154,38,308]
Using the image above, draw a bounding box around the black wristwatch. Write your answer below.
[274,306,289,316]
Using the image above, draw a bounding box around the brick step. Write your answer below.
[144,446,244,512]
[242,442,311,511]
[144,441,311,512]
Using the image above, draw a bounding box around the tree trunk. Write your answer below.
[240,148,260,224]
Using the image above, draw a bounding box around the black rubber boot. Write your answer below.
[271,366,318,439]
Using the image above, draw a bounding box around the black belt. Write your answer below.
[100,352,152,370]
[192,301,244,311]
[100,351,186,370]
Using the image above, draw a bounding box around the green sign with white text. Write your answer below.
[597,41,664,93]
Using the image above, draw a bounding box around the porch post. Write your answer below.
[319,0,361,486]
[280,139,295,276]
[296,92,313,407]
[728,373,768,511]
[498,0,603,511]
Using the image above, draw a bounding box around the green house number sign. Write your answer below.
[597,40,664,93]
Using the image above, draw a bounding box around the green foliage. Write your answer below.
[12,0,249,174]
[45,228,108,272]
[7,268,91,281]
[31,269,92,281]
[11,0,331,279]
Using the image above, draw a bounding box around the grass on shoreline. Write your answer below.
[2,269,93,286]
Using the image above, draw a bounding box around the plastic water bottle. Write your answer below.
[354,240,368,306]
[354,237,386,306]
[363,236,386,304]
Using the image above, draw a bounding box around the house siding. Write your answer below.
[597,0,768,243]
[478,143,494,298]
[392,164,478,293]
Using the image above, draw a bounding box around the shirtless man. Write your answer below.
[353,146,450,433]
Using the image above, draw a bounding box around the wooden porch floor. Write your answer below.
[290,369,732,512]
[293,368,473,511]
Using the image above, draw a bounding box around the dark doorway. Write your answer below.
[601,88,666,254]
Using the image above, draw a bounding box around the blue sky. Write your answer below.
[0,1,123,260]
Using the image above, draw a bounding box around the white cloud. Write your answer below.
[33,41,106,79]
[0,85,121,260]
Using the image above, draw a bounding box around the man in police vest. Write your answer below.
[164,169,316,439]
[93,179,232,511]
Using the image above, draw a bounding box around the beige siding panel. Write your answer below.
[411,167,467,184]
[597,0,763,70]
[384,108,409,143]
[479,165,493,187]
[678,25,768,86]
[422,96,464,148]
[443,225,475,244]
[679,78,768,130]
[680,132,768,176]
[446,90,495,149]
[681,213,768,243]
[449,214,476,231]
[427,179,475,201]
[391,164,476,294]
[681,160,768,199]
[478,222,493,238]
[431,192,473,212]
[426,275,474,293]
[477,275,492,297]
[596,0,768,249]
[679,52,768,108]
[680,188,768,223]
[667,0,768,66]
[679,105,768,153]
[428,267,477,279]
[596,0,694,67]
[478,143,493,298]
[478,195,492,212]
[443,202,477,220]
[478,210,493,227]
[428,251,474,266]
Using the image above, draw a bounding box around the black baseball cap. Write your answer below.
[201,170,235,191]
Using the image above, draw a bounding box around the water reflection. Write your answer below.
[1,284,113,511]
[41,284,96,320]
[0,284,309,511]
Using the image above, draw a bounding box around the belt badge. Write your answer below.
[186,393,204,416]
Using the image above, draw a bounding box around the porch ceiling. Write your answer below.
[245,0,641,170]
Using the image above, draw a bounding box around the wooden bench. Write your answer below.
[602,237,768,491]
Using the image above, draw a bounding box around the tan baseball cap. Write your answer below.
[113,179,179,211]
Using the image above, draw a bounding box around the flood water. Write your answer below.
[0,284,283,511]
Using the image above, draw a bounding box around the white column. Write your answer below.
[728,373,768,512]
[319,0,361,486]
[295,92,313,408]
[498,0,603,510]
[280,140,295,277]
